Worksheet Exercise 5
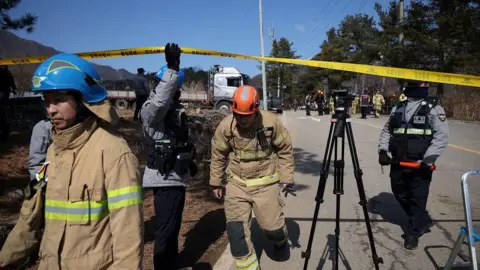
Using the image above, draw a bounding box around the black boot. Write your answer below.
[273,241,290,261]
[404,235,419,250]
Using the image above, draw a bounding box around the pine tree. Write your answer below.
[1,0,37,32]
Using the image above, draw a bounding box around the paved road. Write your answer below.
[213,110,480,270]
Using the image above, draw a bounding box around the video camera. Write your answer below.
[331,89,355,111]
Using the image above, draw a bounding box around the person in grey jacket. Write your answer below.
[378,80,449,250]
[28,119,53,181]
[133,67,150,121]
[140,42,195,270]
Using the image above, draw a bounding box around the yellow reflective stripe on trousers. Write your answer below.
[231,172,280,187]
[107,185,143,210]
[45,199,109,222]
[393,128,432,135]
[235,252,259,270]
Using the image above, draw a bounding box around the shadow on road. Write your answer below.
[294,147,336,177]
[178,209,226,269]
[316,234,352,270]
[367,192,408,234]
[251,218,301,262]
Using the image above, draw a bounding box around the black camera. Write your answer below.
[331,89,355,110]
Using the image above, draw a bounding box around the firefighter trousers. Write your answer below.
[224,182,288,270]
[374,104,382,118]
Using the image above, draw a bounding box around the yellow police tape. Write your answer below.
[0,46,479,88]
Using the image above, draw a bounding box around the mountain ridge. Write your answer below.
[0,30,136,90]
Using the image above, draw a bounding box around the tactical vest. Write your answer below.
[145,101,193,175]
[360,95,369,106]
[388,100,434,161]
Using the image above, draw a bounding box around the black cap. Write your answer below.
[405,80,428,88]
[137,68,145,74]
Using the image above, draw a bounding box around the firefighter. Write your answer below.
[329,95,334,114]
[351,95,359,115]
[304,93,312,116]
[210,85,295,269]
[0,63,17,142]
[360,94,370,119]
[378,80,449,250]
[0,53,144,269]
[315,90,325,115]
[133,67,150,121]
[140,43,197,270]
[373,90,385,118]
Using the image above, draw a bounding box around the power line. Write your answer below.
[305,0,372,59]
[298,0,355,57]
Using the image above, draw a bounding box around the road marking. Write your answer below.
[351,120,480,155]
[311,118,321,122]
[447,144,480,155]
[297,117,308,120]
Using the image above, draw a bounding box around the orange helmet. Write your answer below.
[317,90,323,95]
[232,85,260,115]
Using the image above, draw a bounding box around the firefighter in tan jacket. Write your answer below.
[0,53,144,269]
[210,85,295,270]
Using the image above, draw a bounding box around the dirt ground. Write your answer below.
[0,108,229,270]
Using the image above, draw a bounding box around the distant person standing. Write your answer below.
[0,63,17,142]
[133,67,150,121]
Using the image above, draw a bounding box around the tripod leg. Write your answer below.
[302,121,336,270]
[345,121,384,269]
[333,127,346,270]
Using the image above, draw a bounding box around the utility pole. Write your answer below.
[259,0,268,110]
[399,0,404,44]
[268,26,280,98]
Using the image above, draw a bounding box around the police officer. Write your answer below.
[133,67,150,121]
[377,80,449,250]
[315,90,325,115]
[140,43,197,270]
[360,94,370,119]
[28,119,52,181]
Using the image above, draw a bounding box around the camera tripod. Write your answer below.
[301,107,384,270]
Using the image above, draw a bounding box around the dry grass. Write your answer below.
[0,108,229,270]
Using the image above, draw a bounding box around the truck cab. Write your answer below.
[208,65,250,113]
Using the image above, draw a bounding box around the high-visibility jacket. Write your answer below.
[0,116,144,270]
[210,110,294,188]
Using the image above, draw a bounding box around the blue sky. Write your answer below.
[8,0,392,77]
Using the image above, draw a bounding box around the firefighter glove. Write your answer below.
[281,183,296,198]
[378,150,391,166]
[165,43,181,71]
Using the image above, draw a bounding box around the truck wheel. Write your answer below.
[216,101,231,113]
[115,99,128,109]
[130,101,136,110]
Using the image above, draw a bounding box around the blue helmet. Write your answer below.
[31,53,108,103]
[155,64,185,88]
